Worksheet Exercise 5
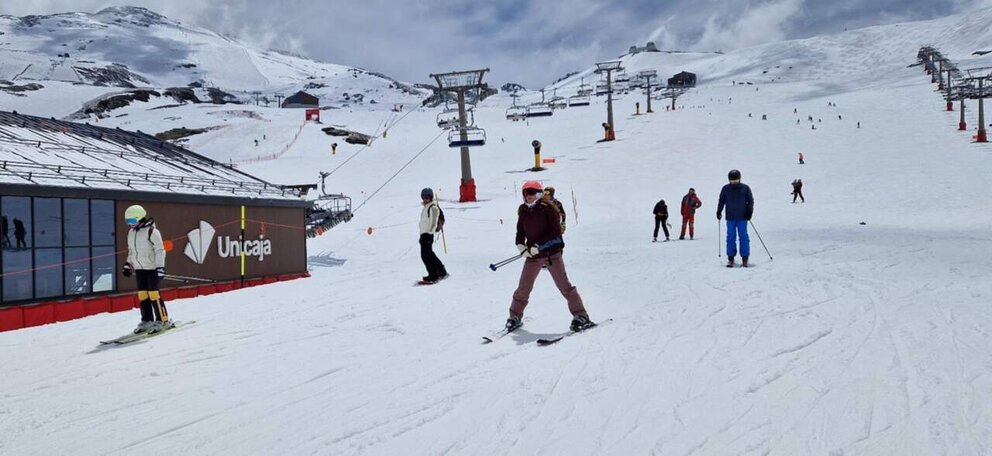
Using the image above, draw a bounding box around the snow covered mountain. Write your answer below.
[0,6,426,117]
[538,6,992,102]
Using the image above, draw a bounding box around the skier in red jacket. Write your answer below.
[679,188,702,240]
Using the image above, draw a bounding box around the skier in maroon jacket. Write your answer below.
[679,188,702,240]
[505,181,593,332]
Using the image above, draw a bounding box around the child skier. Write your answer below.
[506,181,593,332]
[543,186,566,234]
[653,199,670,242]
[122,205,173,333]
[717,170,755,267]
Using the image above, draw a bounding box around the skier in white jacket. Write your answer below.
[123,205,172,334]
[418,188,447,283]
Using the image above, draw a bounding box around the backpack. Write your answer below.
[433,203,445,232]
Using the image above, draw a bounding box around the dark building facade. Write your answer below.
[0,111,310,332]
[281,91,319,108]
[668,71,697,88]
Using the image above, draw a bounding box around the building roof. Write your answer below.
[282,91,319,107]
[0,110,304,204]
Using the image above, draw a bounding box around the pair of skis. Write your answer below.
[482,318,611,346]
[99,320,195,345]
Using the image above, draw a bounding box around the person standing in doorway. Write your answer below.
[13,218,27,249]
[679,188,702,240]
[418,188,448,284]
[1,216,10,248]
[717,170,755,267]
[653,199,670,242]
[123,205,172,334]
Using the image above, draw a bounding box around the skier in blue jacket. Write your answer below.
[716,169,754,267]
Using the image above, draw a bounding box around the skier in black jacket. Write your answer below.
[652,200,670,242]
[717,169,754,267]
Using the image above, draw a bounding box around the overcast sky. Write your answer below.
[2,0,989,87]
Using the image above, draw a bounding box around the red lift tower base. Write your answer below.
[459,179,477,202]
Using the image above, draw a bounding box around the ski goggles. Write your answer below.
[125,217,139,226]
[523,188,542,196]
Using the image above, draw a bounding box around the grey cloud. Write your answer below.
[0,0,981,88]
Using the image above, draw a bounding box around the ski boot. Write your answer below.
[727,256,736,268]
[148,320,175,334]
[742,257,749,268]
[133,321,154,334]
[505,316,523,331]
[570,315,595,332]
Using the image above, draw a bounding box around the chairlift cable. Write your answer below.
[352,129,446,214]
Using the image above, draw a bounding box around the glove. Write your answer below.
[560,222,567,234]
[156,267,166,279]
[122,263,132,278]
[716,212,722,220]
[517,244,540,258]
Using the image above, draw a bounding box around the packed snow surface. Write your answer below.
[2,7,992,456]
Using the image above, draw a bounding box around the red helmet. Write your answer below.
[522,181,543,192]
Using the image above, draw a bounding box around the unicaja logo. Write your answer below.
[185,221,216,264]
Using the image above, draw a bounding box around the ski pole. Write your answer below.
[440,228,447,255]
[717,218,722,258]
[163,273,214,283]
[489,253,524,271]
[748,220,773,260]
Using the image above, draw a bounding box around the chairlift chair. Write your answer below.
[525,104,554,118]
[549,97,568,110]
[595,82,610,96]
[448,126,486,148]
[305,172,353,237]
[506,106,528,120]
[568,94,591,107]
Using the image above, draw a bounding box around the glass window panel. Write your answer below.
[2,196,31,250]
[90,200,115,247]
[34,248,63,299]
[65,247,91,295]
[64,199,90,247]
[2,250,32,302]
[92,246,115,293]
[33,198,62,248]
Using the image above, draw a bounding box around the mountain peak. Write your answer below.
[94,6,170,27]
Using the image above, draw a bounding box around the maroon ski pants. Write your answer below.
[509,252,587,318]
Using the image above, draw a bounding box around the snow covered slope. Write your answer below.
[0,6,426,116]
[2,7,992,456]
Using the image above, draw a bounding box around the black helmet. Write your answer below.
[421,188,434,199]
[531,140,541,148]
[728,169,741,181]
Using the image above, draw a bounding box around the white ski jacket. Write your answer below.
[126,219,166,270]
[419,201,440,235]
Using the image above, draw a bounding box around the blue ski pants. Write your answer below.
[726,220,750,258]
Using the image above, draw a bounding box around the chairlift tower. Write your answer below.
[963,67,992,142]
[596,61,623,141]
[638,70,657,113]
[430,68,490,202]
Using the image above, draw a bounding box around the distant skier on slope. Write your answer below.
[653,199,670,242]
[717,170,754,267]
[792,179,805,203]
[505,181,593,332]
[123,205,173,334]
[418,188,448,284]
[798,152,805,164]
[679,188,702,240]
